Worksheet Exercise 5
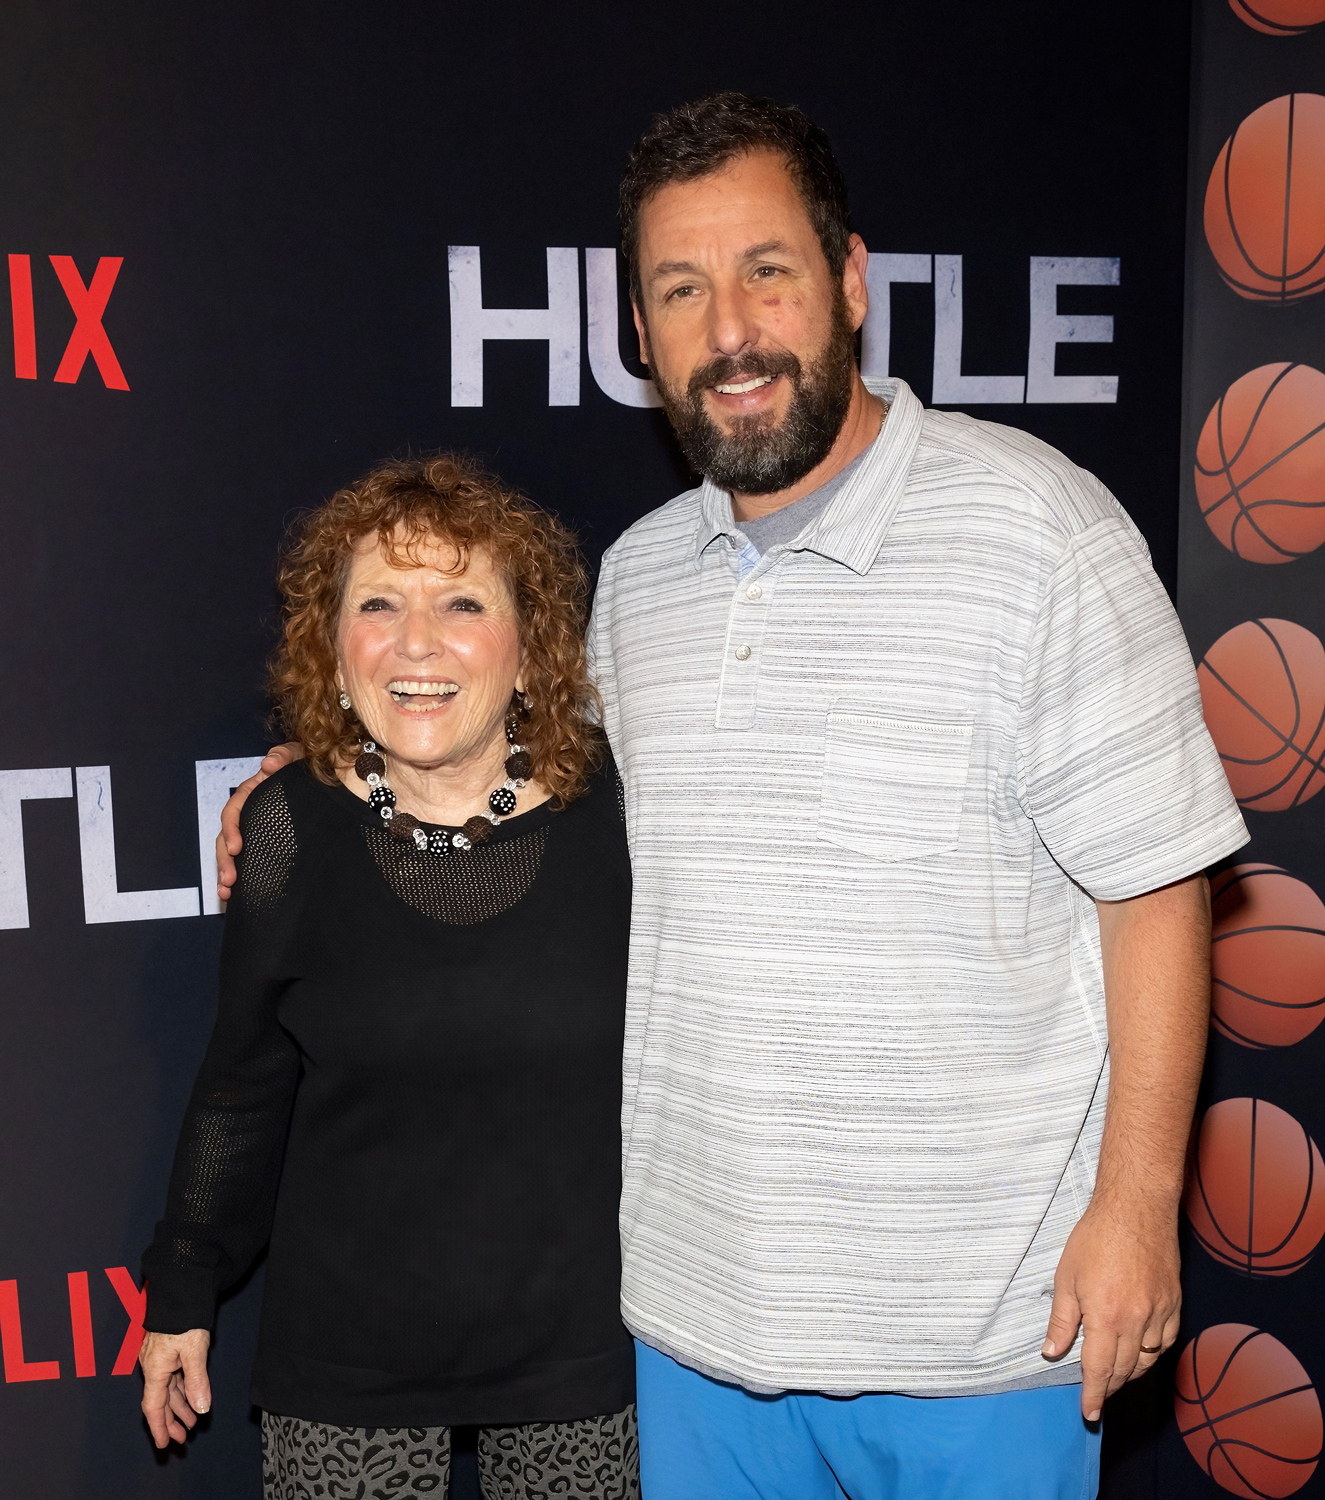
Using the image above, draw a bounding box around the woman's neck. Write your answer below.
[341,734,544,826]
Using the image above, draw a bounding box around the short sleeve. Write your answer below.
[1015,517,1248,901]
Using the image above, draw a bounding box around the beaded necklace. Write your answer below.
[354,703,533,856]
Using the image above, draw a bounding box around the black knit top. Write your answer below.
[142,756,633,1427]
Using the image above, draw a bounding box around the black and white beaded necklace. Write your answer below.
[354,701,533,856]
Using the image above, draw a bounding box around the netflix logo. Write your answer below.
[1,1268,144,1384]
[6,254,129,391]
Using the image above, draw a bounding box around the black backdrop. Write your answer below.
[0,5,1197,1497]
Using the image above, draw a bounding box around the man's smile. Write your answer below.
[706,371,787,415]
[712,374,775,395]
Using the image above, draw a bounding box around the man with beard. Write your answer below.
[589,93,1244,1499]
[221,94,1246,1499]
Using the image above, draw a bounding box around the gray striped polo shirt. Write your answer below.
[589,377,1247,1397]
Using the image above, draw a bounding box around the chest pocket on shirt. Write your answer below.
[819,703,974,862]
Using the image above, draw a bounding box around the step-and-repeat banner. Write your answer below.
[1169,3,1325,1498]
[0,4,1239,1497]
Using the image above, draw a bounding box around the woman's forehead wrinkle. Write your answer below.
[353,530,470,577]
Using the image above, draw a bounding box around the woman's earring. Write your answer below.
[339,692,352,711]
[506,689,530,745]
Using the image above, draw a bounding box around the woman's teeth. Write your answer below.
[713,374,774,395]
[387,680,459,709]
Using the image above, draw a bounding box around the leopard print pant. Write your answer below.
[476,1408,639,1498]
[261,1406,640,1500]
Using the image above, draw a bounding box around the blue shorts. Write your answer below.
[636,1340,1100,1500]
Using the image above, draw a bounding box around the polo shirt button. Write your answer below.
[734,644,752,661]
[745,583,762,600]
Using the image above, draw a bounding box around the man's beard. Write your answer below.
[652,289,857,496]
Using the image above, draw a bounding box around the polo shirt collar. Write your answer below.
[693,377,925,575]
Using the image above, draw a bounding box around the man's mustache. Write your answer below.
[686,349,802,402]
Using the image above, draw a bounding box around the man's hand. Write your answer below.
[1042,1195,1181,1423]
[215,743,303,905]
[139,1328,212,1448]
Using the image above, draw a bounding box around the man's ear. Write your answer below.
[842,234,869,335]
[631,299,650,368]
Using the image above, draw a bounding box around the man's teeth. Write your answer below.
[713,374,774,395]
[387,681,459,698]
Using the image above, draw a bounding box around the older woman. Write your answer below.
[138,456,637,1499]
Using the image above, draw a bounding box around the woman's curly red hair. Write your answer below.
[269,453,602,803]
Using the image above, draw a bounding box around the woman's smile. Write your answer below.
[385,677,460,713]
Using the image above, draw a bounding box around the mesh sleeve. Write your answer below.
[141,776,303,1333]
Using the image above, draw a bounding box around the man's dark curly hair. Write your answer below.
[618,91,853,304]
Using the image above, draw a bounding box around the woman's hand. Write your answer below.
[139,1328,212,1448]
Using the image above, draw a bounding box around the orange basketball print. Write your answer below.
[1176,1325,1322,1497]
[1185,1098,1325,1274]
[1198,619,1325,810]
[1210,865,1325,1047]
[1204,94,1325,302]
[1230,0,1325,33]
[1195,363,1325,563]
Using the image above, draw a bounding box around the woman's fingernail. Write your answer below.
[1041,1339,1055,1356]
[1087,1409,1101,1423]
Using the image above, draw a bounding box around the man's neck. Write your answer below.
[731,373,884,523]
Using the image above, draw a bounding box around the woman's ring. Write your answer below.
[1139,1343,1163,1354]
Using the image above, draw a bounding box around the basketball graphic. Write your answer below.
[1195,363,1325,563]
[1198,619,1325,810]
[1176,1325,1322,1496]
[1204,93,1325,302]
[1185,1098,1325,1274]
[1210,865,1325,1048]
[1230,0,1325,34]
